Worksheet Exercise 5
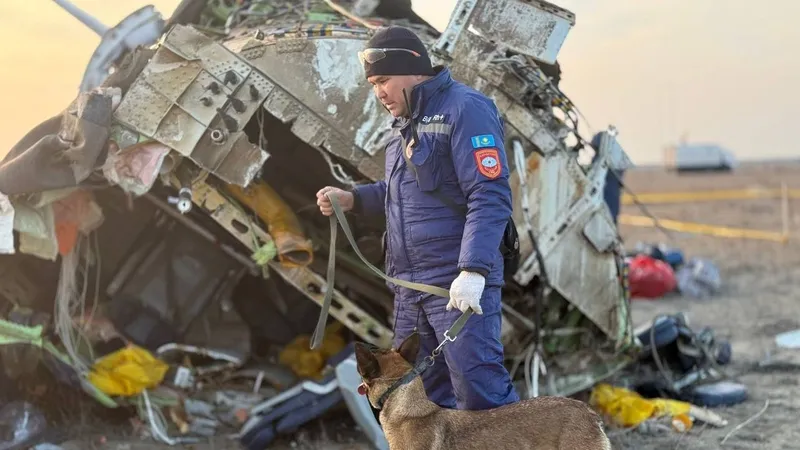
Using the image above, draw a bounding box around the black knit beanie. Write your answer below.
[362,26,435,78]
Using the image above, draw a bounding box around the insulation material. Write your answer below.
[102,141,171,196]
[53,190,105,256]
[13,202,58,261]
[112,25,271,187]
[10,189,104,260]
[226,181,313,268]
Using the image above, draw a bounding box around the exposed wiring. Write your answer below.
[54,232,103,375]
[497,53,678,244]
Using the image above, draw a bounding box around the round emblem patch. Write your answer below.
[473,148,502,179]
[481,156,498,168]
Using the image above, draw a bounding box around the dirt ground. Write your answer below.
[612,161,800,449]
[19,161,800,450]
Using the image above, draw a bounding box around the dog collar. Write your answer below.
[374,357,432,410]
[367,310,475,410]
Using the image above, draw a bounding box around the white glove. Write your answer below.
[446,271,485,314]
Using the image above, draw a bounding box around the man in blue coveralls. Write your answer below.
[316,26,519,410]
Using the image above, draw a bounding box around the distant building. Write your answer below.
[663,143,737,173]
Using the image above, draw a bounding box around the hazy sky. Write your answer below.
[1,1,796,165]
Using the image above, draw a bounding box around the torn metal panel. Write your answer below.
[113,24,270,187]
[77,5,165,92]
[583,210,618,254]
[187,175,274,247]
[435,0,575,64]
[438,38,565,158]
[223,33,392,165]
[507,146,627,338]
[504,103,561,154]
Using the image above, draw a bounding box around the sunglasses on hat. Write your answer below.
[358,47,421,68]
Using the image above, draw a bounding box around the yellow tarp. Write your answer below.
[590,383,692,428]
[88,345,169,397]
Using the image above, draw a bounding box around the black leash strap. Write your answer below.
[374,310,473,410]
[310,194,472,350]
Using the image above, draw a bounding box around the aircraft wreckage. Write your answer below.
[0,0,636,445]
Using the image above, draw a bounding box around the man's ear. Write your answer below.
[397,332,420,365]
[355,342,381,379]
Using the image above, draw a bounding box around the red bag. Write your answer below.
[627,254,677,299]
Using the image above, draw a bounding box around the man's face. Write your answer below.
[367,74,426,118]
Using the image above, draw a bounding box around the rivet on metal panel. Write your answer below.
[249,85,260,101]
[210,129,226,144]
[228,96,246,113]
[240,47,267,60]
[224,70,238,85]
[276,39,308,54]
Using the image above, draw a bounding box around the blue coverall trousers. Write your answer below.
[392,285,520,410]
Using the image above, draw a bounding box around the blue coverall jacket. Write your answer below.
[351,67,519,410]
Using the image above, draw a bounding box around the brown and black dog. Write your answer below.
[355,333,612,450]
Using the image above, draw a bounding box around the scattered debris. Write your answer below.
[627,254,677,299]
[626,242,722,300]
[590,382,727,433]
[2,0,759,447]
[720,399,769,446]
[775,329,800,349]
[676,258,722,299]
[0,401,48,450]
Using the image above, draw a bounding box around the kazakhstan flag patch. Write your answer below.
[470,134,496,148]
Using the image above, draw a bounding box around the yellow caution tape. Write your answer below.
[622,188,800,205]
[619,215,789,243]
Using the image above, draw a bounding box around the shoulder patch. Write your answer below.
[471,134,496,148]
[474,148,502,179]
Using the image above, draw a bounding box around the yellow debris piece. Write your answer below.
[226,181,314,268]
[88,345,169,397]
[279,322,346,379]
[590,383,692,429]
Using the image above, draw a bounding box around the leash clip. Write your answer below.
[432,333,454,357]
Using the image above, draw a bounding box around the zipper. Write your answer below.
[386,128,412,275]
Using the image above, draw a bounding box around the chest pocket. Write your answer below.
[403,135,442,193]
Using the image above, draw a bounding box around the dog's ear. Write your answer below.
[355,342,381,379]
[396,332,420,365]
